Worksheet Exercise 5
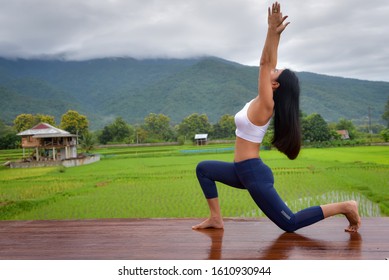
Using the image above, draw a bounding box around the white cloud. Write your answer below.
[0,0,388,81]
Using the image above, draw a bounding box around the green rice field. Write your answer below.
[0,145,388,220]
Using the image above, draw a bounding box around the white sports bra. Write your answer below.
[234,99,271,143]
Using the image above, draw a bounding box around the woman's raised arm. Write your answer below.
[260,2,289,68]
[257,2,289,113]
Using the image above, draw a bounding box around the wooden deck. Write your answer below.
[0,217,388,260]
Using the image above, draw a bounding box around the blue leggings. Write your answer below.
[196,158,324,232]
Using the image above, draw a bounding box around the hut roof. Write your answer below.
[17,123,77,138]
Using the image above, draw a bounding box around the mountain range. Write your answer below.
[1,57,388,130]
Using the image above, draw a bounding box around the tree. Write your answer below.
[98,126,112,145]
[36,114,55,126]
[212,114,235,139]
[60,110,89,135]
[98,117,134,144]
[302,113,331,142]
[177,113,212,140]
[143,113,174,142]
[382,97,389,128]
[79,131,95,153]
[327,122,342,140]
[135,126,148,144]
[0,119,19,149]
[110,117,133,142]
[13,114,36,132]
[381,129,389,142]
[13,114,56,132]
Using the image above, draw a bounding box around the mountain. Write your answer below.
[1,57,388,130]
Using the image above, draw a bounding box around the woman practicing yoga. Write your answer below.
[193,2,361,233]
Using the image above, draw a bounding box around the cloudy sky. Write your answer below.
[1,0,388,81]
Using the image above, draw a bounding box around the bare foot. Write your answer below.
[344,201,361,233]
[192,217,224,230]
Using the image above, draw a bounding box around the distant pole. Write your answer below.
[368,106,372,134]
[368,106,372,144]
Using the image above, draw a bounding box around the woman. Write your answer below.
[192,2,361,233]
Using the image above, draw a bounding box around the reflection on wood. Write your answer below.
[0,218,387,260]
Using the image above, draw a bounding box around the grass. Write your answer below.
[0,145,388,220]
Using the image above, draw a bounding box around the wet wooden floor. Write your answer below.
[0,218,388,260]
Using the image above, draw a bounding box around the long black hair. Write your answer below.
[272,69,301,160]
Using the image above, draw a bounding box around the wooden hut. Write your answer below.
[194,134,208,145]
[17,123,78,161]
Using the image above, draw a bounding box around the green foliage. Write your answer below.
[98,117,135,144]
[177,113,213,140]
[0,78,79,126]
[212,114,235,139]
[1,57,388,130]
[383,97,389,128]
[36,114,56,126]
[98,126,113,145]
[0,120,19,149]
[60,110,89,135]
[380,129,389,142]
[13,114,35,132]
[262,127,274,148]
[13,113,56,133]
[0,146,388,220]
[111,117,134,142]
[143,113,174,142]
[0,133,19,150]
[302,113,331,142]
[134,127,148,144]
[298,72,388,126]
[79,131,96,153]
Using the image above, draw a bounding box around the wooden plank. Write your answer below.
[0,218,388,260]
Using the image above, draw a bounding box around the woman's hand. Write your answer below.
[268,2,289,34]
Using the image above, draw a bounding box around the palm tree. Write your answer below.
[79,131,95,153]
